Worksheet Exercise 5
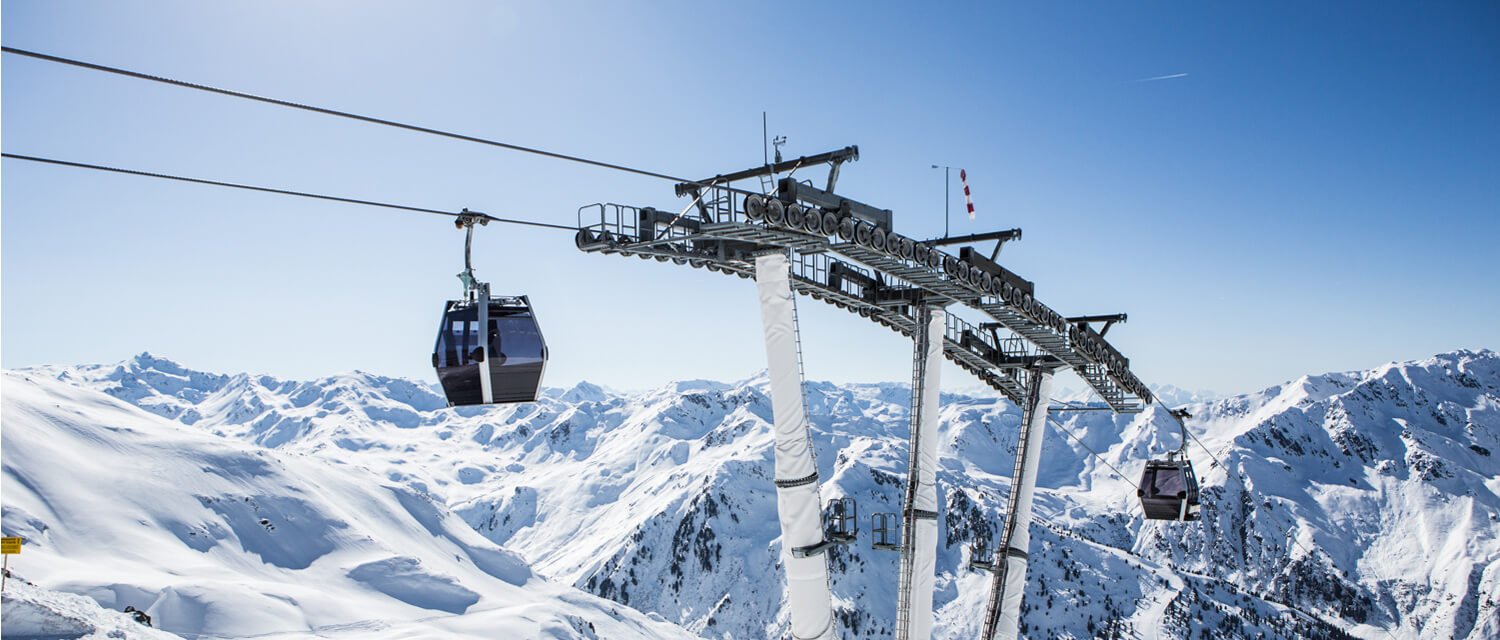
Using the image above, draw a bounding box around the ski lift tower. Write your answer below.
[574,146,1153,639]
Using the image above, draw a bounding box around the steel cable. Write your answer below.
[1,46,689,184]
[2,153,577,231]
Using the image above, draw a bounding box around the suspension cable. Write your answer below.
[1076,384,1225,471]
[1140,400,1397,636]
[1163,405,1225,470]
[1,153,577,231]
[1046,416,1141,494]
[11,43,1391,637]
[0,46,696,185]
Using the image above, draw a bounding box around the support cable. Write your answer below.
[1,153,577,231]
[1143,399,1397,638]
[1046,410,1348,626]
[1164,407,1225,470]
[1054,407,1387,636]
[1,46,763,198]
[1074,386,1226,471]
[12,43,1392,639]
[1045,416,1141,495]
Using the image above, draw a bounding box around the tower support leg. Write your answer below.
[754,251,836,640]
[896,304,945,640]
[981,367,1056,640]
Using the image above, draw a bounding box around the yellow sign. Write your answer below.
[1,537,21,555]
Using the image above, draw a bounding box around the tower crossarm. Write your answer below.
[575,171,1151,411]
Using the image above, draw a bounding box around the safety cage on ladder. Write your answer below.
[871,511,900,551]
[967,535,997,572]
[790,497,859,558]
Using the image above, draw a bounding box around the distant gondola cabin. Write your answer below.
[1137,458,1200,521]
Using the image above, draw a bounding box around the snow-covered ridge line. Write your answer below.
[0,370,699,639]
[1,576,182,640]
[11,348,1500,639]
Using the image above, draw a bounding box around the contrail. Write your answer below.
[1134,72,1189,82]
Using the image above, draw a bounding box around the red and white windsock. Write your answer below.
[960,169,976,220]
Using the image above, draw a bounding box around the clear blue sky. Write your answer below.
[4,1,1497,396]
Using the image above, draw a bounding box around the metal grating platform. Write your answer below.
[575,194,1148,412]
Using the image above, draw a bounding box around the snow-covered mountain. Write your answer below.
[7,349,1499,639]
[0,370,697,639]
[1140,352,1500,639]
[2,576,181,640]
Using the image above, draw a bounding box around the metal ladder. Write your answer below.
[760,171,778,196]
[786,255,838,630]
[789,271,813,422]
[894,306,932,640]
[980,370,1039,637]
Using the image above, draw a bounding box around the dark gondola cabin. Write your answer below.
[1137,457,1200,521]
[432,291,547,405]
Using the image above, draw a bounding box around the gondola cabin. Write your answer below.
[432,290,547,405]
[1137,457,1200,521]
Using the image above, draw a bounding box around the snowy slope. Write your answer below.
[1134,351,1500,639]
[2,575,182,639]
[15,349,1500,639]
[0,371,697,639]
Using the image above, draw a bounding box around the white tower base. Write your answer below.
[896,305,945,640]
[983,368,1055,640]
[755,251,837,640]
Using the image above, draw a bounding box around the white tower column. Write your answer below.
[755,251,836,640]
[896,305,945,640]
[982,368,1055,640]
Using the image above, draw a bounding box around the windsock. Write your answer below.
[960,169,975,220]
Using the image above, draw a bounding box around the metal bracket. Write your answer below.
[687,188,713,222]
[967,536,997,572]
[924,228,1023,261]
[1168,408,1193,457]
[455,208,491,300]
[574,184,1152,411]
[455,208,490,229]
[871,511,900,551]
[791,497,858,559]
[777,178,893,231]
[674,146,859,197]
[1067,313,1128,337]
[636,207,702,242]
[959,247,1035,297]
[826,154,851,192]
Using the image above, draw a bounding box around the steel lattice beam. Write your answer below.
[574,189,1150,411]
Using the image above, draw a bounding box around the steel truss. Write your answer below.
[576,148,1152,639]
[575,178,1149,411]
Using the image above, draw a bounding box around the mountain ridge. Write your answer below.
[0,369,700,639]
[9,348,1499,638]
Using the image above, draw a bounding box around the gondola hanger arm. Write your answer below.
[1168,408,1194,458]
[455,208,492,299]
